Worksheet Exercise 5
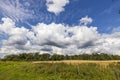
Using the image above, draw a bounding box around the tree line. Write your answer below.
[1,53,120,61]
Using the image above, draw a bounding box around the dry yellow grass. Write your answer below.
[33,60,120,66]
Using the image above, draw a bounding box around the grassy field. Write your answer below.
[0,61,120,80]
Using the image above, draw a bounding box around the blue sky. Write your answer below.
[0,0,120,33]
[0,0,120,56]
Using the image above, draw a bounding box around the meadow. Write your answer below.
[0,61,120,80]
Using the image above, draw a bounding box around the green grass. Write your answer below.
[0,61,120,80]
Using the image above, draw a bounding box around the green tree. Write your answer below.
[51,54,64,60]
[40,53,50,61]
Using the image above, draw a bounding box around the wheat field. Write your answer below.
[33,60,120,66]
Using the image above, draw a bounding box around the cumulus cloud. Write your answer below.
[0,16,120,56]
[80,16,93,25]
[46,0,69,15]
[0,0,34,22]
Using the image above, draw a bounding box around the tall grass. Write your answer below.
[0,61,120,80]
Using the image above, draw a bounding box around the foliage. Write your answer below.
[1,53,120,61]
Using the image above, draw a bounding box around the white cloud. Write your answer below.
[46,0,69,15]
[0,17,120,56]
[80,16,93,25]
[94,33,120,54]
[0,0,34,22]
